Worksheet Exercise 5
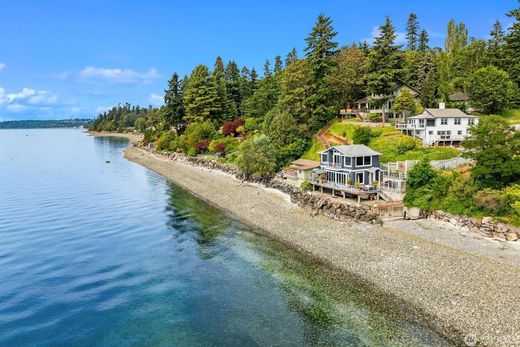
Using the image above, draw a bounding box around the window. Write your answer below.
[468,118,475,125]
[441,118,448,125]
[454,118,461,125]
[457,130,462,135]
[428,130,434,135]
[321,153,328,164]
[437,130,451,139]
[419,119,425,127]
[427,119,435,126]
[356,156,372,166]
[344,156,351,166]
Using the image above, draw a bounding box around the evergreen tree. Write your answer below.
[365,16,404,122]
[183,64,219,123]
[225,60,242,118]
[285,48,298,65]
[250,68,258,92]
[213,56,228,122]
[304,13,339,131]
[263,59,272,77]
[487,20,505,67]
[406,13,419,50]
[274,55,283,73]
[504,2,520,86]
[418,30,429,51]
[163,72,185,133]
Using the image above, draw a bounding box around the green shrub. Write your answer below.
[156,131,177,151]
[236,135,277,178]
[352,127,372,145]
[300,180,313,192]
[368,113,380,122]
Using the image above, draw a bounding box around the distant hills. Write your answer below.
[0,119,92,129]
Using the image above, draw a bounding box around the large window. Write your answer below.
[356,156,372,166]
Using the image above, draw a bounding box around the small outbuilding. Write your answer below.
[284,159,321,186]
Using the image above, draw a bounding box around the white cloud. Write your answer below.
[0,63,5,72]
[148,93,163,105]
[27,90,59,105]
[6,87,36,103]
[78,66,160,84]
[71,107,81,114]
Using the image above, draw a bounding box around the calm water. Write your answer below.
[0,129,450,346]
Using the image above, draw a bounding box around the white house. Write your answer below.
[395,103,479,146]
[353,84,421,122]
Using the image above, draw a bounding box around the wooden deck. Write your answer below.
[311,179,378,198]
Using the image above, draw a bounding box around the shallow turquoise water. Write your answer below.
[0,129,450,346]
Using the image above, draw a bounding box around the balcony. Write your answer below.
[310,178,378,194]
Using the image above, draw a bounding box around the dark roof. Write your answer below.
[322,144,381,157]
[449,92,470,101]
[355,96,370,103]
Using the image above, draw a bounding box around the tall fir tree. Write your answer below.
[163,72,185,133]
[406,13,419,50]
[212,56,228,122]
[285,48,298,65]
[418,30,429,51]
[504,2,520,86]
[274,55,283,74]
[183,65,220,124]
[263,59,272,77]
[365,16,404,122]
[225,60,242,119]
[304,13,338,131]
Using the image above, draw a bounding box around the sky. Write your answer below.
[0,0,517,120]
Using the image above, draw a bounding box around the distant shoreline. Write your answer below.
[86,130,142,143]
[0,119,91,129]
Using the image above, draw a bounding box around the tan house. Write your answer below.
[284,159,320,186]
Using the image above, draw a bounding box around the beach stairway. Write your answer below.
[377,189,393,202]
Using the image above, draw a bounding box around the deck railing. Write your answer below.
[310,178,378,194]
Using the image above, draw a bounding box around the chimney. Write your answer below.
[439,102,446,109]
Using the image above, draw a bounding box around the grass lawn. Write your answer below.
[492,108,520,125]
[307,120,460,163]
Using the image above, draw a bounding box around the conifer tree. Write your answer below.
[263,59,272,77]
[212,56,228,122]
[503,2,520,86]
[225,60,242,118]
[285,48,298,65]
[406,13,419,50]
[274,55,283,74]
[365,16,404,122]
[163,72,185,133]
[183,65,219,123]
[304,13,338,131]
[418,30,429,51]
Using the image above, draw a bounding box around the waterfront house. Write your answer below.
[395,103,479,146]
[311,145,388,200]
[354,84,421,122]
[284,159,320,186]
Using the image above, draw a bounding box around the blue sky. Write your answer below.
[0,0,517,120]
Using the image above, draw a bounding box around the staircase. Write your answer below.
[377,189,393,202]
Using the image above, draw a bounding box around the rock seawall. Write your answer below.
[151,149,382,225]
[427,210,520,242]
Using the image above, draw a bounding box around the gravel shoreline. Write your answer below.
[122,145,520,346]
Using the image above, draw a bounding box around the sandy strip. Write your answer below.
[124,146,520,346]
[86,130,142,143]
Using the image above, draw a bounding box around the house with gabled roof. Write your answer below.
[353,84,421,122]
[395,103,479,146]
[310,144,389,200]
